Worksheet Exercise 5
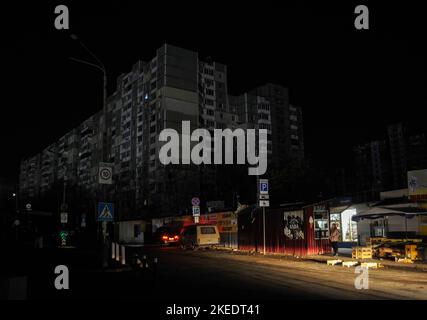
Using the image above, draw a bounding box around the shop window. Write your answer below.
[314,205,329,239]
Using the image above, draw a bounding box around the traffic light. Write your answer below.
[59,230,68,246]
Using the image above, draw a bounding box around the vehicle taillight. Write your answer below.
[174,235,179,240]
[162,235,168,240]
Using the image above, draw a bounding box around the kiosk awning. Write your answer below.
[352,205,427,221]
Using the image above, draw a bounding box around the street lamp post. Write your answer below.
[13,187,19,242]
[14,186,19,215]
[70,34,109,268]
[61,163,67,214]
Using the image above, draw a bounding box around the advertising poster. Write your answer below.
[283,211,304,240]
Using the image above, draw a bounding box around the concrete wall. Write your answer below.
[118,220,145,243]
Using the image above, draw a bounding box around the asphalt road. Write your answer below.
[140,246,427,300]
[6,245,427,300]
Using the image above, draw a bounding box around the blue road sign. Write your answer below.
[259,179,269,194]
[98,202,114,222]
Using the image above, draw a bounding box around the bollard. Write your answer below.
[115,243,120,262]
[153,257,158,276]
[121,245,126,265]
[132,253,139,267]
[112,242,116,260]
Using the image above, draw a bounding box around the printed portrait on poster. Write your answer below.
[283,211,304,240]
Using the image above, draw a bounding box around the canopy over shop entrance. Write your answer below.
[353,205,427,221]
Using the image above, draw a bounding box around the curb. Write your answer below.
[213,247,427,272]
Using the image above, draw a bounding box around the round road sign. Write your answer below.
[100,167,112,180]
[191,197,200,206]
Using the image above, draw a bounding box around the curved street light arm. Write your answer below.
[68,57,106,74]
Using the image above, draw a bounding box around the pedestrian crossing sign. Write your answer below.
[98,202,114,222]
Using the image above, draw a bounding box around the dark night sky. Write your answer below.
[1,1,426,180]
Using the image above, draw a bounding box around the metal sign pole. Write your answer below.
[103,180,108,268]
[263,206,266,255]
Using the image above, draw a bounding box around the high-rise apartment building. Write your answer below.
[352,123,427,194]
[353,140,391,193]
[230,84,304,167]
[19,44,304,217]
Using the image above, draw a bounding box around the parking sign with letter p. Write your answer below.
[259,179,269,194]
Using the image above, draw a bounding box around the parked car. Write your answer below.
[180,224,220,249]
[153,226,180,245]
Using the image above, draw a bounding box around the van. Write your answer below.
[180,224,220,249]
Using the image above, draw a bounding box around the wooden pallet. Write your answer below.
[405,245,418,260]
[395,258,414,264]
[342,261,359,268]
[360,262,381,269]
[326,259,342,266]
[352,246,372,260]
[369,237,422,245]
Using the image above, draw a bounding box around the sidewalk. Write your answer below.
[214,246,427,272]
[304,253,427,272]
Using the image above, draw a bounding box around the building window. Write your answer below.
[290,115,298,122]
[206,109,214,116]
[150,81,156,91]
[206,89,214,96]
[259,113,269,120]
[206,120,215,127]
[259,123,271,131]
[258,104,270,111]
[205,99,214,106]
[204,68,214,76]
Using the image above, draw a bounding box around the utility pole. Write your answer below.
[14,185,19,215]
[13,184,19,242]
[70,34,109,268]
[62,166,67,209]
